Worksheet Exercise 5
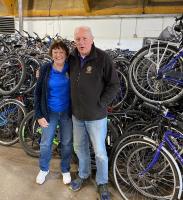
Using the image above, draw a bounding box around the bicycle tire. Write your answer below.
[113,57,130,75]
[19,110,65,158]
[124,120,149,134]
[20,57,40,94]
[0,55,26,95]
[109,130,150,167]
[0,42,10,61]
[19,110,40,157]
[0,99,26,146]
[111,137,182,200]
[129,43,183,104]
[109,69,129,109]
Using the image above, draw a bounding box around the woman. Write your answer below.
[34,40,73,185]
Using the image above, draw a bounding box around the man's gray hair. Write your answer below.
[74,26,94,38]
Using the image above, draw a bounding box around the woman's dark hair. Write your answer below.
[48,39,69,57]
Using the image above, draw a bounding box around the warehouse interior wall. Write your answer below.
[15,15,176,51]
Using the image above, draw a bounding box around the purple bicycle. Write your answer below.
[112,102,183,199]
[129,15,183,104]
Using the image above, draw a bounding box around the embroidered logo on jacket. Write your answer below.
[85,66,93,74]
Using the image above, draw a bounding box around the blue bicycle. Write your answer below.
[111,102,183,200]
[0,99,26,146]
[129,15,183,104]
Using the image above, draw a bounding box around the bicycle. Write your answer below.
[0,98,27,146]
[18,110,59,157]
[111,102,183,200]
[18,110,119,168]
[129,15,183,104]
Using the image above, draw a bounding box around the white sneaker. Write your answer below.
[62,172,71,184]
[36,170,49,184]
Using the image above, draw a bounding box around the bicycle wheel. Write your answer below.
[112,137,182,200]
[0,55,26,95]
[19,110,60,157]
[109,69,128,109]
[129,43,183,103]
[113,57,138,110]
[113,57,130,75]
[109,130,150,168]
[120,90,137,111]
[20,57,40,94]
[19,111,41,157]
[0,99,26,146]
[0,41,10,61]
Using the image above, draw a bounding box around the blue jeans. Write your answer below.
[72,115,108,185]
[39,110,73,173]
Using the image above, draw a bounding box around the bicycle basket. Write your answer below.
[158,26,180,43]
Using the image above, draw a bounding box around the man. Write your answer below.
[68,26,119,200]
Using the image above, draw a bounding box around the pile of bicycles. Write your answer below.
[110,14,183,200]
[0,28,136,156]
[0,14,183,200]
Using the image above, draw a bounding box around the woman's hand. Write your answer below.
[36,69,40,79]
[38,118,49,128]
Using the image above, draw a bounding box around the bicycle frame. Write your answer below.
[159,47,183,74]
[157,46,183,87]
[0,115,7,126]
[164,76,183,86]
[0,106,18,126]
[139,129,183,176]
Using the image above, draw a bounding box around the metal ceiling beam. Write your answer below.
[0,0,14,15]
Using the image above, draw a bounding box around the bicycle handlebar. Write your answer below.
[15,29,24,37]
[33,32,40,38]
[23,30,30,37]
[175,14,183,22]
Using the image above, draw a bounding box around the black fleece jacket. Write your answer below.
[68,44,120,120]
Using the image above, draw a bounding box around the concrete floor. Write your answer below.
[0,143,122,200]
